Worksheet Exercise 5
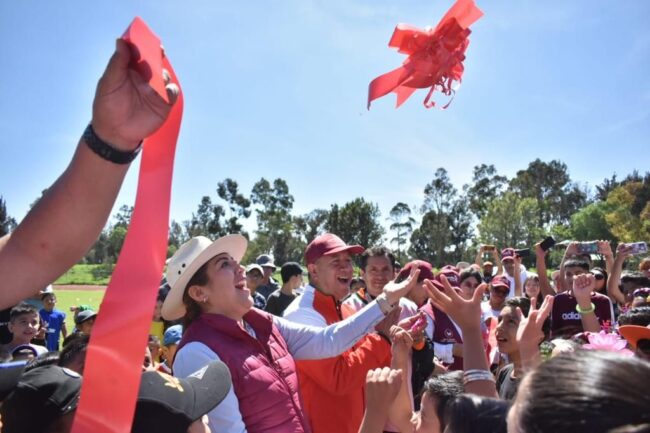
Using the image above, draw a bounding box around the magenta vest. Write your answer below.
[420,301,464,371]
[178,309,311,433]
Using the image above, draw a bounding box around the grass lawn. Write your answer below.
[54,264,114,285]
[54,289,105,333]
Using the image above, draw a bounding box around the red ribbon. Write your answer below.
[71,17,183,433]
[367,0,483,109]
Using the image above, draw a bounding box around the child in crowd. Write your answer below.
[74,310,97,336]
[150,293,166,346]
[158,324,182,374]
[39,292,67,351]
[148,335,162,367]
[2,303,47,358]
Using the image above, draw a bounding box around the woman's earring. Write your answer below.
[202,297,208,303]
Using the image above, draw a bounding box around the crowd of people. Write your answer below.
[1,32,650,433]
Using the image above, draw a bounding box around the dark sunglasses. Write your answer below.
[593,273,605,280]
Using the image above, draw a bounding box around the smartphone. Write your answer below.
[515,248,531,258]
[626,242,648,255]
[576,241,599,255]
[483,245,496,251]
[540,236,556,252]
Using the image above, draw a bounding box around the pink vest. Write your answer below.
[420,301,464,371]
[178,309,311,433]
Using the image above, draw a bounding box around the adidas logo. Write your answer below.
[561,312,582,321]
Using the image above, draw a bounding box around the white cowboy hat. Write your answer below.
[162,234,247,320]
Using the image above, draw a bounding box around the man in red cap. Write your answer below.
[283,233,409,433]
[500,248,528,297]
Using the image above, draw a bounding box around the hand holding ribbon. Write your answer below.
[72,17,183,433]
[367,0,483,109]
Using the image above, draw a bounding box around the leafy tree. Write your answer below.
[113,205,133,228]
[604,182,650,243]
[0,196,17,237]
[186,196,227,238]
[106,225,127,262]
[388,202,416,263]
[83,231,109,264]
[217,178,251,234]
[410,168,458,266]
[167,220,186,257]
[448,200,474,263]
[325,198,385,249]
[509,159,587,227]
[464,164,507,220]
[250,178,302,264]
[295,209,329,245]
[477,192,544,250]
[409,211,450,266]
[564,201,617,242]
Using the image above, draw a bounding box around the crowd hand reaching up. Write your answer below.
[359,368,403,433]
[382,267,420,305]
[573,273,600,333]
[573,273,595,303]
[616,243,634,261]
[598,240,613,259]
[515,295,554,371]
[424,275,486,332]
[92,39,179,150]
[375,306,402,342]
[425,276,497,398]
[390,325,414,366]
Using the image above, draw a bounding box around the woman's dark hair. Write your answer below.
[460,268,482,285]
[514,350,650,432]
[443,395,508,433]
[523,274,544,307]
[182,261,210,330]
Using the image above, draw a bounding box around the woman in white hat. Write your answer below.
[162,234,418,433]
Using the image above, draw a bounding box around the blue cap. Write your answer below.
[163,325,183,346]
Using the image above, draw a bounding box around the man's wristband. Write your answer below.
[83,124,142,164]
[575,302,595,315]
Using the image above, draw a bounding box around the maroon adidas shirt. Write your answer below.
[551,291,614,337]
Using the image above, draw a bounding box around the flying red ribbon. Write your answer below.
[71,17,183,433]
[367,0,483,109]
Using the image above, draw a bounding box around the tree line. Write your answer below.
[1,159,648,268]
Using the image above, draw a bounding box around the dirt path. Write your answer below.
[54,285,106,291]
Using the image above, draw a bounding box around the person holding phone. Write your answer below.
[474,245,502,284]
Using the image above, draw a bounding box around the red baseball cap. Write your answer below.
[304,233,364,265]
[436,267,461,288]
[501,248,516,262]
[490,275,510,290]
[397,260,434,282]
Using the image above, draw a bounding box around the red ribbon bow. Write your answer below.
[367,0,483,109]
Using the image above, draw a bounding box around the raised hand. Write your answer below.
[573,273,595,303]
[424,275,485,332]
[92,39,180,150]
[364,367,403,411]
[383,267,420,305]
[515,295,553,370]
[375,306,401,341]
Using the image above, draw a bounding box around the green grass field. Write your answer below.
[54,264,114,285]
[54,290,105,333]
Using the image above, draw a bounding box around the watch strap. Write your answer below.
[83,124,142,164]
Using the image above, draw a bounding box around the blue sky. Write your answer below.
[1,1,648,236]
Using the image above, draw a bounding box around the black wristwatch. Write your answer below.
[83,124,142,164]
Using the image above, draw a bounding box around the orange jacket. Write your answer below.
[296,289,391,433]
